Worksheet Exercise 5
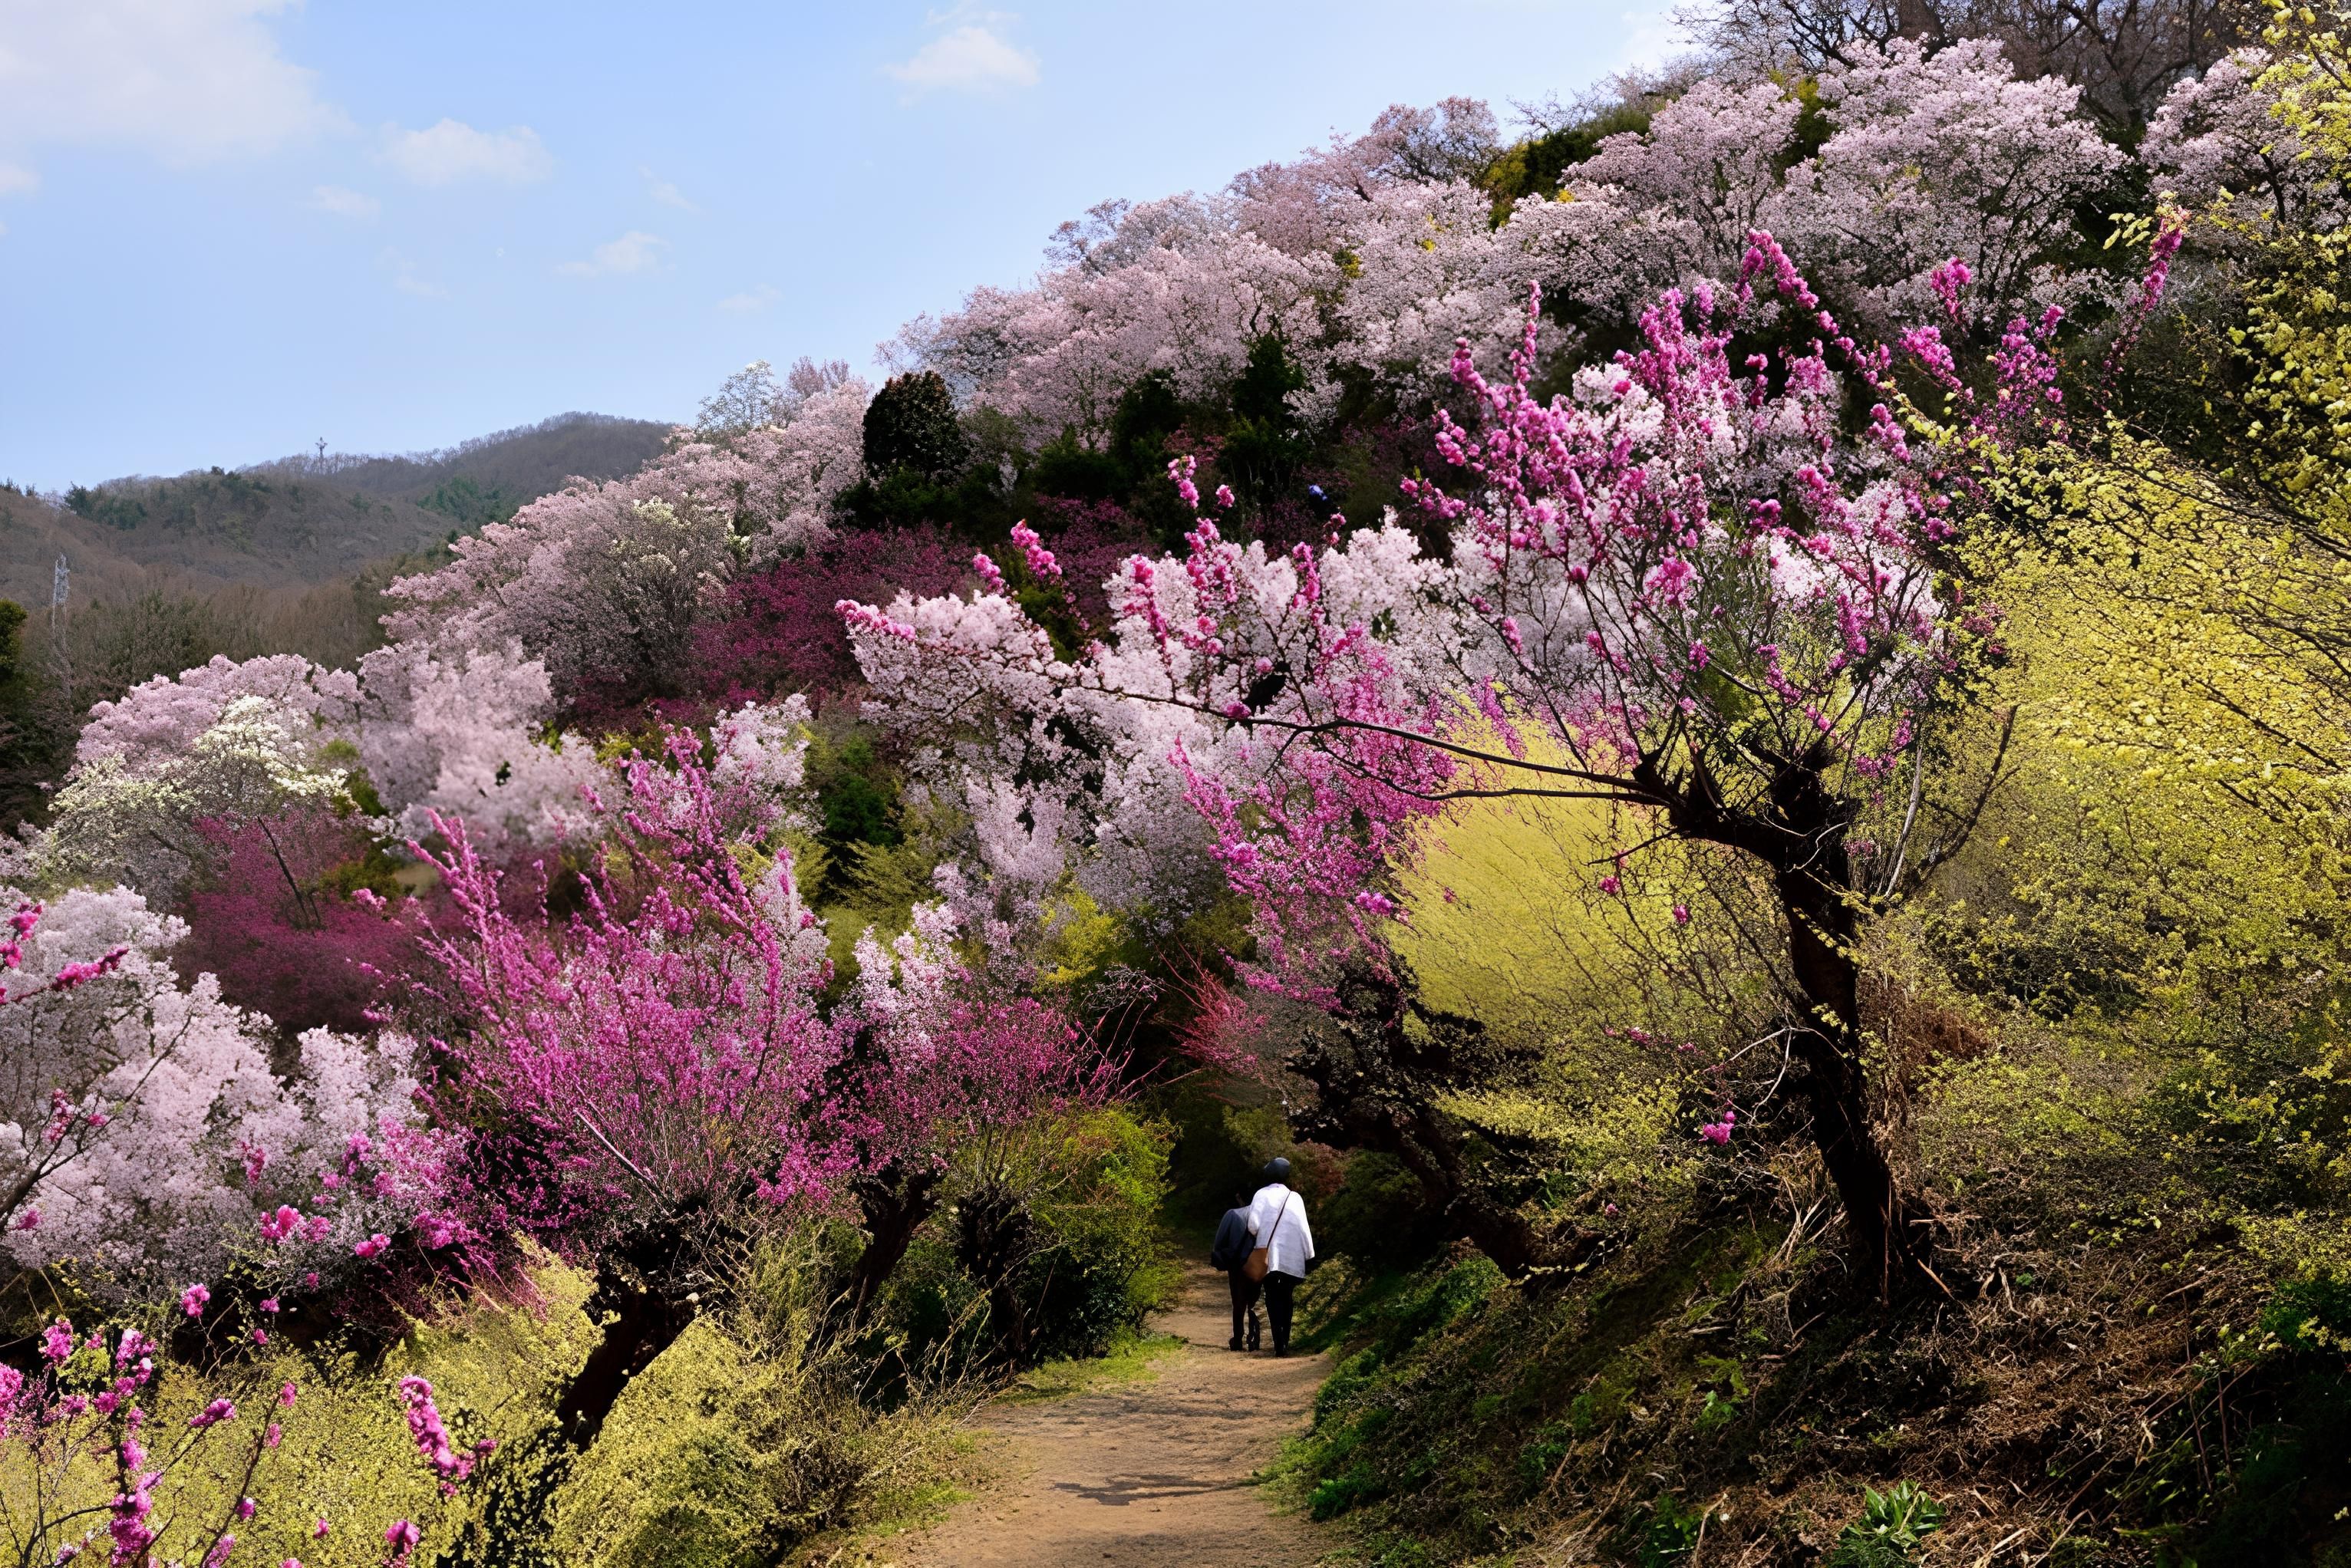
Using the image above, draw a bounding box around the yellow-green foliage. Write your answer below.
[1012,1105,1182,1331]
[0,1265,598,1568]
[1,1246,989,1568]
[559,1318,859,1567]
[1032,888,1134,992]
[551,1232,968,1568]
[1386,758,1708,1191]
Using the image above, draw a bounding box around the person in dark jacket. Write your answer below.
[1210,1191,1263,1351]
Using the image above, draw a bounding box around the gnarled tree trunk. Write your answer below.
[1291,965,1596,1281]
[842,1163,945,1327]
[954,1181,1037,1363]
[1649,748,1931,1299]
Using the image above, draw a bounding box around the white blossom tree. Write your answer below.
[0,886,427,1297]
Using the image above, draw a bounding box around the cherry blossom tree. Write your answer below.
[32,641,602,904]
[1530,44,2122,337]
[1559,77,1804,306]
[2142,48,2346,233]
[348,641,601,852]
[1782,38,2125,331]
[1228,97,1500,258]
[899,226,1336,447]
[40,693,354,908]
[383,374,869,701]
[1329,178,1578,407]
[0,886,428,1300]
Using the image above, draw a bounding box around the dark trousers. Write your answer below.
[1265,1271,1300,1352]
[1227,1270,1262,1347]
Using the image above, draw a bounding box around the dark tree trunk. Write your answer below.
[1644,747,1931,1299]
[842,1164,945,1326]
[1894,0,1945,42]
[1376,1102,1569,1278]
[554,1266,698,1446]
[434,1209,713,1568]
[551,1209,712,1446]
[954,1181,1036,1363]
[1765,764,1927,1300]
[1776,867,1920,1297]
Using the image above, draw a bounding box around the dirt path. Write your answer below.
[882,1263,1328,1566]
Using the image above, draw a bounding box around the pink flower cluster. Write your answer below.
[397,1376,490,1494]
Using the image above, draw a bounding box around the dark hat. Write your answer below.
[1262,1157,1292,1181]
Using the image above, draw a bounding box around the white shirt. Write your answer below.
[1245,1182,1314,1278]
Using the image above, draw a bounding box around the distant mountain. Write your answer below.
[0,412,672,611]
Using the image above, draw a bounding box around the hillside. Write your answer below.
[0,412,671,610]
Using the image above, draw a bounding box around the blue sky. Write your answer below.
[0,2,1679,490]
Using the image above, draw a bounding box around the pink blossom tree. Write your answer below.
[892,226,1336,450]
[845,249,2036,1293]
[2141,48,2344,233]
[382,374,868,704]
[1782,38,2126,331]
[42,641,601,901]
[1527,42,2123,338]
[407,726,1097,1441]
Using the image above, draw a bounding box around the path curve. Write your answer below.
[883,1263,1327,1566]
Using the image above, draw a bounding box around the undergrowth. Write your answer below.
[1274,1161,2351,1566]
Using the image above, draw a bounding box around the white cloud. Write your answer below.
[309,183,379,219]
[644,168,698,212]
[379,119,552,186]
[0,163,38,197]
[0,0,342,173]
[718,283,781,313]
[379,248,444,299]
[885,20,1040,95]
[559,230,667,278]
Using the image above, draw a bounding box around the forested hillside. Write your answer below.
[10,412,670,605]
[10,2,2351,1564]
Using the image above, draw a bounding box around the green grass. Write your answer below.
[1001,1329,1185,1404]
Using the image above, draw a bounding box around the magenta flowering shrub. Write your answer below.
[1016,502,1156,628]
[690,527,971,706]
[392,723,1102,1449]
[176,809,421,1036]
[410,723,1100,1247]
[410,738,851,1243]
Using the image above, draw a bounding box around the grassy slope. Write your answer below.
[1276,1180,2351,1567]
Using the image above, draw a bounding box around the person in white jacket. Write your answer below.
[1245,1158,1316,1356]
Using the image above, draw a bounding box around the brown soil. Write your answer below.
[880,1263,1329,1566]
